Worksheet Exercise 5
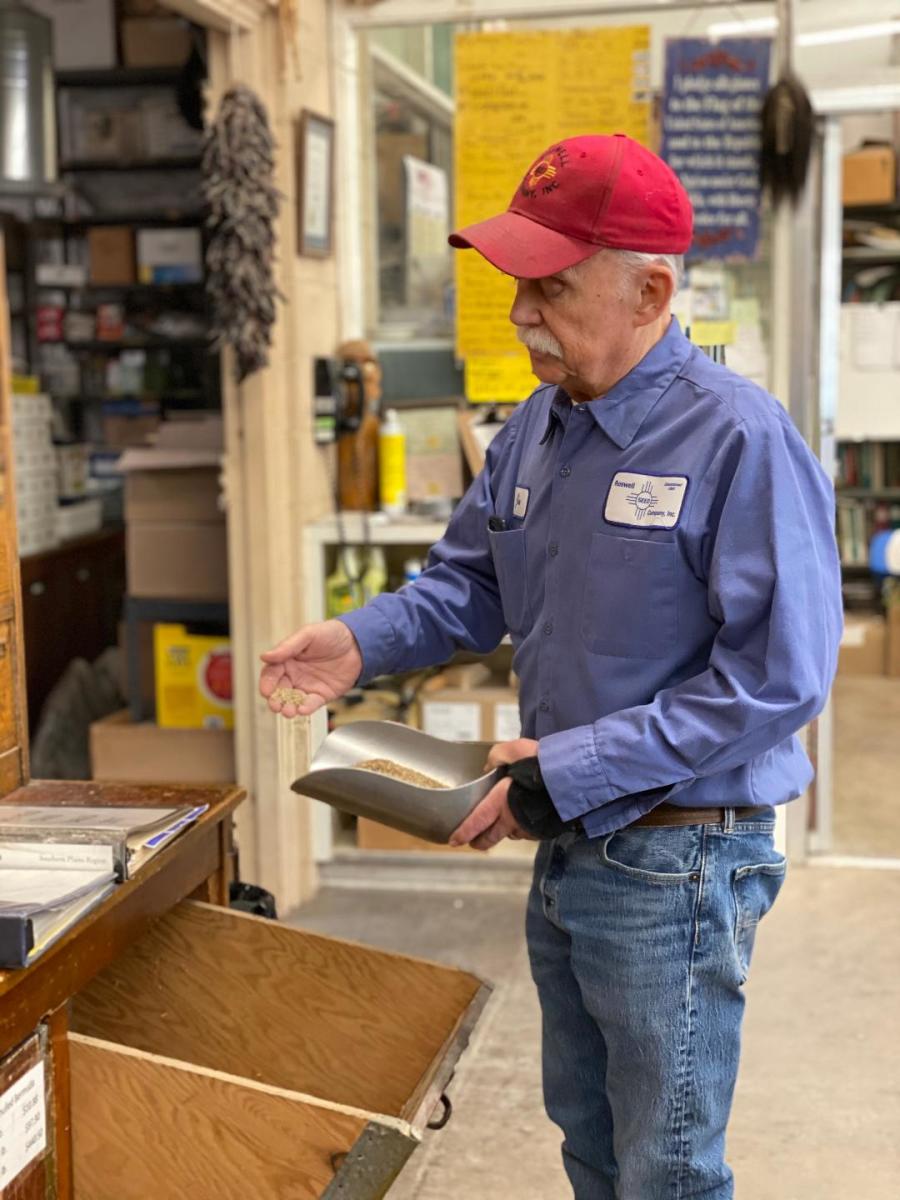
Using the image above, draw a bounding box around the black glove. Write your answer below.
[503,757,574,840]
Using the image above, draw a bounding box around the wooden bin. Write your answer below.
[68,901,490,1199]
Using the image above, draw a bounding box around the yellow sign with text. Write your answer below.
[465,354,538,403]
[455,25,651,401]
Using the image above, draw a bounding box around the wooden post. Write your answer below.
[205,3,341,910]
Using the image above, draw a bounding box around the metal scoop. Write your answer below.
[292,721,500,843]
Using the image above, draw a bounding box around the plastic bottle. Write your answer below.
[326,547,362,617]
[378,408,407,516]
[362,546,388,602]
[402,557,423,587]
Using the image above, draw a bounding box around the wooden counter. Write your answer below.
[0,780,242,1199]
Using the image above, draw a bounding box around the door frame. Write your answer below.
[805,82,900,856]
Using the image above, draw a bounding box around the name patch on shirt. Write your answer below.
[604,473,688,529]
[513,485,530,519]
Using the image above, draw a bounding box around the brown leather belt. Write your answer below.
[626,803,772,829]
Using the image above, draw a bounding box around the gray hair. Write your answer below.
[562,250,683,298]
[616,250,683,296]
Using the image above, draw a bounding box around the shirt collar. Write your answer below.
[539,318,693,451]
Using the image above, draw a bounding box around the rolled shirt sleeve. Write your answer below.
[539,413,844,824]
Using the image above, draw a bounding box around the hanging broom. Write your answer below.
[760,0,814,206]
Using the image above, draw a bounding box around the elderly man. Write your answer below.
[261,135,842,1199]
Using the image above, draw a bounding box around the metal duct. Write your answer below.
[0,0,55,191]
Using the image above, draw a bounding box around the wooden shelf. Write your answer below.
[844,200,900,216]
[62,213,205,228]
[843,246,900,261]
[305,512,448,548]
[60,157,202,173]
[62,337,211,353]
[836,487,900,499]
[39,280,204,292]
[56,67,187,88]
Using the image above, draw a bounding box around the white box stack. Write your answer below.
[56,497,103,541]
[12,394,59,557]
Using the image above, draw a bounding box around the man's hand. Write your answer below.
[484,737,539,771]
[259,620,362,718]
[449,776,535,851]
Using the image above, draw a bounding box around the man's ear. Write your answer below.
[634,265,675,327]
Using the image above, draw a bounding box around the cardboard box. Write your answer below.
[887,602,900,678]
[357,818,476,853]
[125,468,221,523]
[91,710,235,782]
[141,94,204,160]
[838,615,886,676]
[398,407,465,502]
[88,227,135,285]
[102,405,161,450]
[121,17,192,68]
[419,684,521,743]
[137,228,203,284]
[843,145,897,207]
[127,520,228,601]
[154,624,233,730]
[30,0,115,70]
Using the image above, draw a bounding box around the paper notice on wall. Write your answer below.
[851,303,899,371]
[404,156,450,314]
[661,37,772,261]
[421,701,482,742]
[0,1061,47,1190]
[454,27,650,367]
[494,703,522,742]
[303,125,331,243]
[465,354,537,403]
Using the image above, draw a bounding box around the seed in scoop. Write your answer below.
[355,759,449,789]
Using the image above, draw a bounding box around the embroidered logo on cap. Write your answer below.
[520,145,569,200]
[604,473,688,530]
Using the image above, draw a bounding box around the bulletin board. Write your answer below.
[454,27,651,401]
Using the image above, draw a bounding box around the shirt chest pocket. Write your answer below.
[581,532,678,659]
[489,527,532,634]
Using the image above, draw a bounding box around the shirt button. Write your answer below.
[539,699,551,713]
[548,542,559,557]
[560,465,572,478]
[542,621,553,636]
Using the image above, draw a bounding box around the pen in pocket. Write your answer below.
[488,516,508,532]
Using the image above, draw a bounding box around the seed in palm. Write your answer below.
[272,687,307,707]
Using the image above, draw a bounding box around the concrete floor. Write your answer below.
[292,865,900,1200]
[833,676,900,858]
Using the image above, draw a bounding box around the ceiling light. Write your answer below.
[707,17,778,38]
[707,16,900,46]
[798,19,900,47]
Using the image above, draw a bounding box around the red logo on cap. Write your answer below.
[520,144,569,200]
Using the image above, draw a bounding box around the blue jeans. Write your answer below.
[526,811,786,1200]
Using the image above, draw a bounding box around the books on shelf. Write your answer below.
[837,496,900,567]
[0,867,116,968]
[0,804,208,881]
[836,441,900,490]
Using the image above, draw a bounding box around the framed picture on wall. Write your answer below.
[296,110,335,258]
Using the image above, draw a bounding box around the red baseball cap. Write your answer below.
[449,133,693,278]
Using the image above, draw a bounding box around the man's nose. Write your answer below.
[510,279,541,327]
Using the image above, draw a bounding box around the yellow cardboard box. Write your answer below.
[154,623,233,729]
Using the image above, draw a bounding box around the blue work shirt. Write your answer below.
[340,319,843,836]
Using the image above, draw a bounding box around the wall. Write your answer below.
[205,2,339,910]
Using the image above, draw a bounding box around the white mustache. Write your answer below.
[516,326,564,358]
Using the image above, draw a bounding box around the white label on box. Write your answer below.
[494,703,521,742]
[841,624,867,648]
[0,1061,47,1189]
[422,701,482,742]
